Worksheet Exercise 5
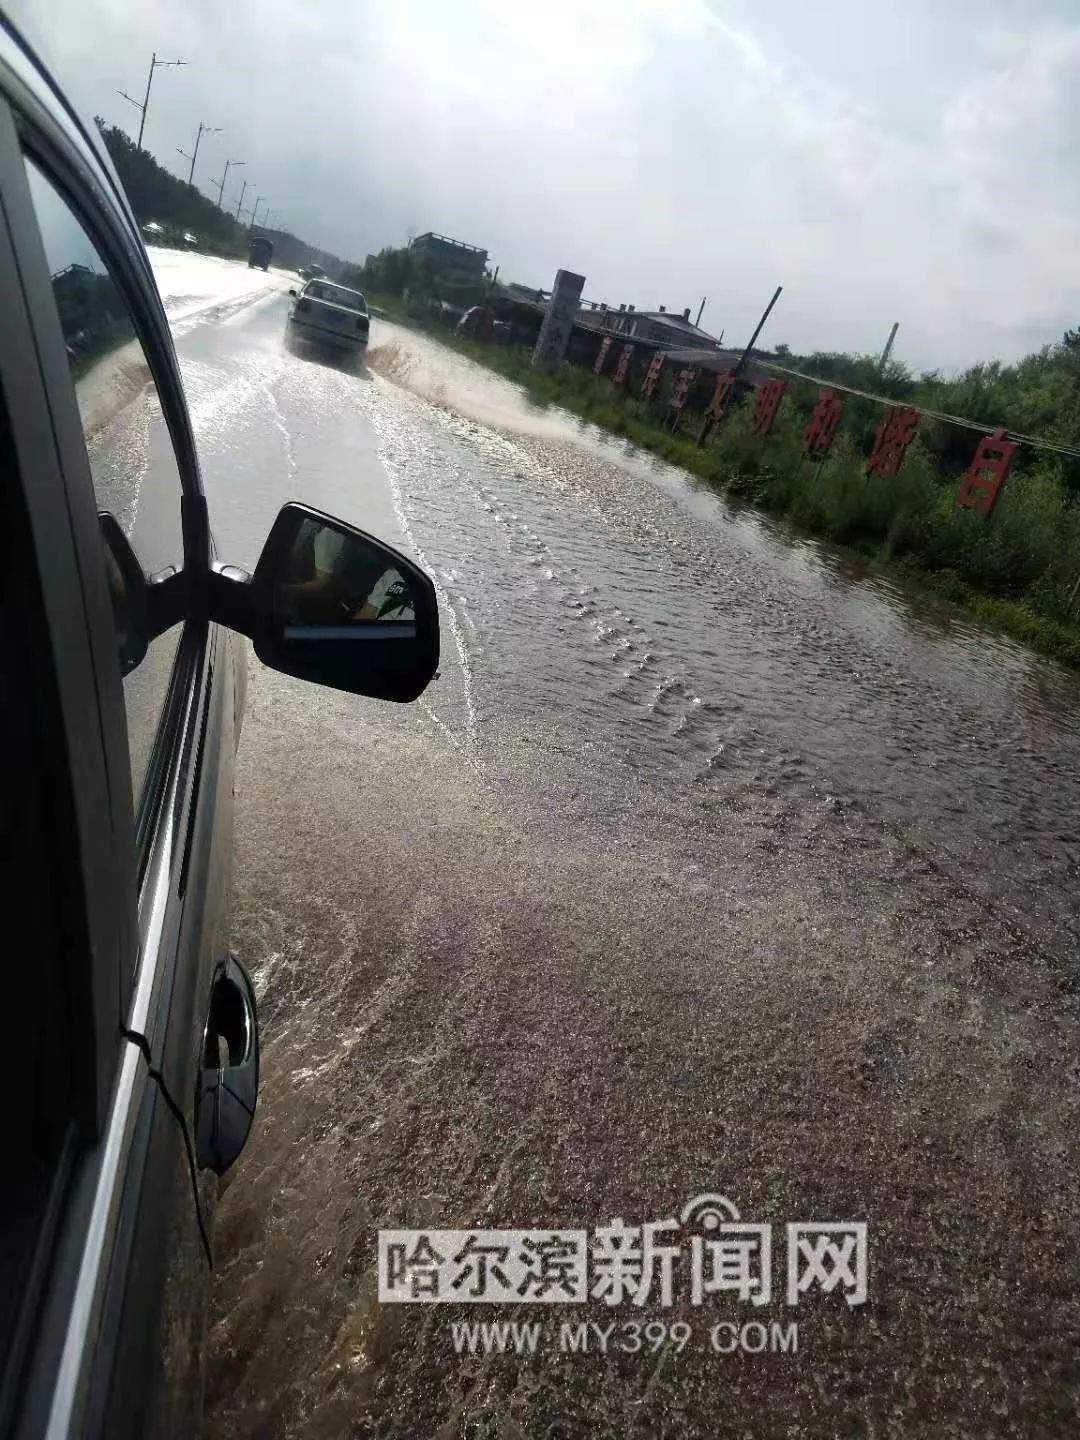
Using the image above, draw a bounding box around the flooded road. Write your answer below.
[365,333,1080,949]
[164,263,1080,1438]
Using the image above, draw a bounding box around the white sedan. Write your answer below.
[287,278,370,356]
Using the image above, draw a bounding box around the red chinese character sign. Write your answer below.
[752,378,787,436]
[594,336,614,376]
[671,367,698,412]
[866,405,919,477]
[667,367,699,431]
[697,372,737,445]
[955,428,1017,518]
[805,389,844,459]
[613,343,634,386]
[707,373,736,421]
[640,353,665,400]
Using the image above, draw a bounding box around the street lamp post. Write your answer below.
[212,158,244,210]
[118,52,186,150]
[177,121,222,187]
[250,196,265,229]
[234,178,250,221]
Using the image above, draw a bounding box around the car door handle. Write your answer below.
[195,953,260,1175]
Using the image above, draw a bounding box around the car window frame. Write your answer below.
[0,56,225,1437]
[6,80,211,873]
[22,159,193,823]
[0,91,139,1434]
[2,14,227,1037]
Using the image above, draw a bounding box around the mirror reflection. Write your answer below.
[274,516,417,638]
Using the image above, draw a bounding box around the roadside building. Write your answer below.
[626,307,718,351]
[409,231,488,279]
[576,300,720,351]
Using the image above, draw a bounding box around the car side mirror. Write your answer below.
[208,503,439,702]
[99,512,148,675]
[288,287,297,296]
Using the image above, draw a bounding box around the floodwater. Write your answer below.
[367,329,1080,950]
[173,283,1080,1439]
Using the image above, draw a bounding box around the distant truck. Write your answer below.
[248,235,273,271]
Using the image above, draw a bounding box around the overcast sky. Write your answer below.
[15,0,1080,371]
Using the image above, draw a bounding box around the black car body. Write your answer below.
[0,12,437,1437]
[247,234,272,271]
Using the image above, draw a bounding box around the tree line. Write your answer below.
[95,121,344,276]
[341,244,489,309]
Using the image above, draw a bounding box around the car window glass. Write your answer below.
[24,159,186,810]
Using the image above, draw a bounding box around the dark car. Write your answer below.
[247,234,272,271]
[456,304,494,340]
[0,12,438,1438]
[287,277,370,357]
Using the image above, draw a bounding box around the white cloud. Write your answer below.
[13,0,1080,369]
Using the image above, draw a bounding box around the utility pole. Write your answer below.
[212,158,244,210]
[234,178,249,221]
[695,296,707,328]
[878,321,900,371]
[177,121,221,187]
[118,52,186,150]
[249,196,265,228]
[734,285,783,375]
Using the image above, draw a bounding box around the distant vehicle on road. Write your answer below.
[182,230,198,249]
[141,219,165,241]
[248,235,273,271]
[288,278,370,359]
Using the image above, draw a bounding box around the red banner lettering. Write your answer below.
[805,388,845,458]
[867,405,919,477]
[955,428,1017,517]
[752,378,787,436]
[706,372,736,421]
[613,342,635,386]
[671,367,698,413]
[640,352,665,399]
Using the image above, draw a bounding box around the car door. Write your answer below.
[0,62,246,1439]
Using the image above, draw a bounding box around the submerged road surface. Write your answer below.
[156,255,1080,1438]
